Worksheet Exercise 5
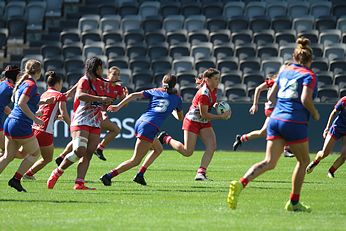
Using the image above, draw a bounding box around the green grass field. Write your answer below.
[0,149,345,231]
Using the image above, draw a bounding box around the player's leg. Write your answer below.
[8,136,41,192]
[133,138,163,185]
[159,129,198,157]
[100,138,151,186]
[196,127,217,180]
[24,145,54,180]
[284,141,311,212]
[228,138,284,209]
[306,133,337,174]
[327,136,346,178]
[55,140,73,166]
[74,131,99,190]
[95,118,121,161]
[47,130,89,189]
[0,131,4,157]
[233,117,269,151]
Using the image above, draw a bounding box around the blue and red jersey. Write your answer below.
[0,80,14,126]
[332,97,346,131]
[138,88,182,128]
[270,63,318,124]
[9,78,40,125]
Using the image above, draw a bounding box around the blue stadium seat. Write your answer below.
[337,17,346,33]
[60,29,80,44]
[195,57,216,73]
[100,15,121,32]
[26,1,46,31]
[228,16,249,32]
[214,43,234,60]
[210,30,231,45]
[7,16,26,41]
[109,43,128,59]
[292,16,315,33]
[184,15,206,32]
[65,56,84,73]
[232,30,253,45]
[182,2,201,17]
[151,57,172,76]
[324,44,345,61]
[78,15,100,32]
[44,56,64,72]
[225,83,247,101]
[223,2,244,18]
[129,56,150,72]
[127,43,147,59]
[163,15,185,32]
[142,16,163,32]
[330,60,346,74]
[145,30,166,45]
[279,43,296,61]
[41,42,62,58]
[63,42,83,58]
[271,16,292,32]
[249,16,271,33]
[319,29,341,46]
[0,28,8,49]
[217,57,238,73]
[235,43,256,60]
[221,71,242,87]
[207,17,228,32]
[108,56,129,69]
[261,57,283,76]
[315,16,337,31]
[188,29,209,44]
[83,42,104,59]
[288,2,310,18]
[257,44,279,59]
[5,1,25,20]
[148,42,169,59]
[98,3,117,16]
[124,29,144,44]
[318,85,339,102]
[310,57,329,73]
[310,1,332,18]
[202,2,223,18]
[316,71,334,86]
[245,2,266,18]
[119,2,138,17]
[121,15,142,32]
[239,57,261,74]
[172,56,194,73]
[167,29,188,45]
[297,30,319,44]
[81,30,102,44]
[160,2,180,17]
[103,30,123,45]
[243,71,264,88]
[139,1,160,18]
[169,43,190,58]
[177,70,197,86]
[267,2,287,18]
[180,85,198,102]
[253,30,275,45]
[275,30,296,45]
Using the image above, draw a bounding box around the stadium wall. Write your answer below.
[53,102,336,153]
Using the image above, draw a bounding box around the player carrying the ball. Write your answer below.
[158,68,230,181]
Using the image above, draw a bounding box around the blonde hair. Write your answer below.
[293,37,313,66]
[109,66,120,73]
[12,59,41,101]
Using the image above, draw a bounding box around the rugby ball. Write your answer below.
[216,101,231,119]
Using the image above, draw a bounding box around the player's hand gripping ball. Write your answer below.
[216,101,231,120]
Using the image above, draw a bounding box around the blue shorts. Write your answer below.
[3,117,33,139]
[134,120,159,143]
[328,125,346,140]
[267,118,308,144]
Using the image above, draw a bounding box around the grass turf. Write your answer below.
[0,149,345,231]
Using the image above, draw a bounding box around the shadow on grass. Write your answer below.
[0,198,108,204]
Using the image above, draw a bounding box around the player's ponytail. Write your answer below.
[12,59,41,102]
[162,73,177,94]
[46,71,62,87]
[293,37,313,67]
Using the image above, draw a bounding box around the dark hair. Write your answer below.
[85,57,103,78]
[46,71,62,87]
[162,73,177,94]
[3,65,20,83]
[203,68,220,79]
[293,37,313,66]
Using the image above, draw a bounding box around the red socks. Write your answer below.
[240,177,249,188]
[110,169,119,178]
[25,168,34,177]
[290,193,300,205]
[139,166,147,174]
[97,144,105,150]
[163,135,172,144]
[14,172,23,180]
[241,134,249,142]
[329,166,337,174]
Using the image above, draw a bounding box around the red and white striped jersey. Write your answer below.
[32,88,67,134]
[71,76,105,128]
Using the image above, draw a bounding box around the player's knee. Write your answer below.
[43,155,53,163]
[265,160,277,170]
[130,158,141,166]
[72,137,88,157]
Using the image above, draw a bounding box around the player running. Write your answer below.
[157,68,231,181]
[0,60,54,192]
[227,37,320,212]
[306,96,346,178]
[0,65,20,156]
[100,73,183,186]
[232,72,294,158]
[22,71,70,180]
[54,66,128,164]
[47,57,113,190]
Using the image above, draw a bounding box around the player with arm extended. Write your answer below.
[227,37,320,212]
[157,68,231,181]
[54,66,128,164]
[22,71,70,180]
[47,57,113,190]
[232,72,294,158]
[100,73,183,186]
[306,97,346,178]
